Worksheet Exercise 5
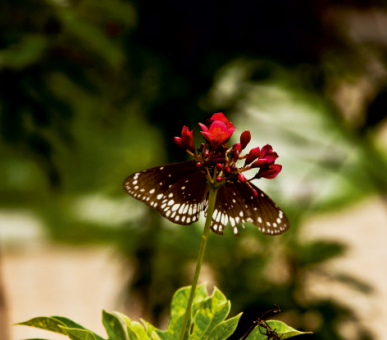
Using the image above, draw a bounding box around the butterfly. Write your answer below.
[123,160,289,236]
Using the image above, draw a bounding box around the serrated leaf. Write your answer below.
[102,310,127,340]
[208,313,242,340]
[169,283,208,333]
[116,312,147,340]
[246,320,311,340]
[16,317,67,335]
[53,316,105,340]
[61,327,98,340]
[191,287,230,340]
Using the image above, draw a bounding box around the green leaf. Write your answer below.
[207,313,242,340]
[191,287,230,340]
[61,327,98,340]
[151,332,162,340]
[102,310,127,340]
[116,312,147,340]
[16,317,67,335]
[168,283,208,333]
[53,316,105,340]
[141,319,172,340]
[246,320,311,340]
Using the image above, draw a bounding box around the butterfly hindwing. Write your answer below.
[123,161,209,225]
[209,182,289,236]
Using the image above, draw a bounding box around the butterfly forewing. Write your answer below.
[123,161,209,225]
[209,182,289,236]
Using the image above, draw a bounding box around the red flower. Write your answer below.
[174,126,196,153]
[256,164,282,179]
[199,112,236,150]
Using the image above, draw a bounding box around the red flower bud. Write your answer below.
[174,126,195,153]
[196,162,202,167]
[252,189,258,197]
[240,130,251,149]
[181,126,196,153]
[216,176,223,182]
[245,147,260,165]
[251,159,268,168]
[225,167,231,174]
[256,164,282,179]
[216,163,223,170]
[204,150,210,158]
[238,173,246,182]
[174,137,184,150]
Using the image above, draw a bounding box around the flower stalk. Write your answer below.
[178,183,219,340]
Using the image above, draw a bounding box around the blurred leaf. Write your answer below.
[0,35,47,70]
[333,273,373,294]
[296,240,346,266]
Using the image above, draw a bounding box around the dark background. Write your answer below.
[2,0,387,339]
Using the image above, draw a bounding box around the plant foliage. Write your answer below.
[17,284,308,340]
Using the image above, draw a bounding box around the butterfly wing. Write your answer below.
[209,181,289,236]
[123,161,209,225]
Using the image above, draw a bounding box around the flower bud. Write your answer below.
[245,147,260,165]
[256,164,282,179]
[204,150,210,158]
[252,189,258,197]
[216,163,223,170]
[225,167,231,174]
[181,126,196,153]
[251,159,267,168]
[216,176,223,182]
[174,137,185,150]
[238,173,246,182]
[240,130,251,149]
[196,162,202,167]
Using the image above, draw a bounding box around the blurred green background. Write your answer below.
[2,0,387,339]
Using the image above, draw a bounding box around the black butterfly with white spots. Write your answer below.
[123,160,289,236]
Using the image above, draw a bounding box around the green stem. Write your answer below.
[178,184,219,340]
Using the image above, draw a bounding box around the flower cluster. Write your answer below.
[174,112,282,194]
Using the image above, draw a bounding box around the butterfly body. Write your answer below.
[123,161,289,236]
